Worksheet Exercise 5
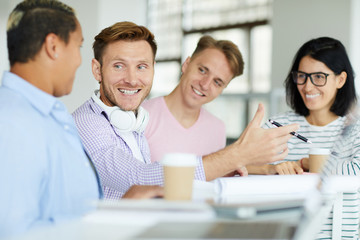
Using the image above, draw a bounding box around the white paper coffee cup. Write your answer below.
[308,148,330,173]
[161,153,197,201]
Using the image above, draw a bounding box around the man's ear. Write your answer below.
[91,58,102,83]
[181,57,191,74]
[337,71,347,89]
[44,33,60,60]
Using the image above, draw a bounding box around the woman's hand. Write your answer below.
[223,166,249,177]
[298,157,309,171]
[269,161,304,175]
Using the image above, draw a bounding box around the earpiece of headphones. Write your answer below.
[91,90,149,133]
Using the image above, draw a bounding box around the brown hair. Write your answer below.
[93,21,157,64]
[191,35,244,78]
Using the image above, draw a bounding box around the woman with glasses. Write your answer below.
[264,37,360,239]
[264,36,357,170]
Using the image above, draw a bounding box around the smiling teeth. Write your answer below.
[120,89,139,95]
[193,88,204,96]
[306,93,320,99]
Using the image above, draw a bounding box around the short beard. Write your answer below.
[99,69,152,112]
[99,71,119,108]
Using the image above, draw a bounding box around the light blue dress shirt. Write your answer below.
[0,72,100,238]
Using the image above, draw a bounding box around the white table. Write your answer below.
[8,175,358,240]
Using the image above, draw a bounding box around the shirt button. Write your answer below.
[64,125,70,130]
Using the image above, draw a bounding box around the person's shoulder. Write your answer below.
[337,115,348,125]
[72,99,93,115]
[0,92,44,125]
[142,96,164,111]
[0,96,52,146]
[72,98,103,121]
[200,108,225,126]
[72,98,106,128]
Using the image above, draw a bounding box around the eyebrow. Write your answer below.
[297,71,329,75]
[110,56,153,64]
[200,64,225,85]
[201,65,209,72]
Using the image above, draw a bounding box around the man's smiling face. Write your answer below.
[95,40,154,111]
[178,48,233,109]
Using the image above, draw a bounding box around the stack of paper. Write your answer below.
[85,199,215,225]
[213,174,320,197]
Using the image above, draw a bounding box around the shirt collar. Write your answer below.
[2,71,61,116]
[89,94,106,116]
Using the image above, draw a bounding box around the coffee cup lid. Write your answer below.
[161,153,198,167]
[309,148,330,155]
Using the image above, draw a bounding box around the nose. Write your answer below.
[124,67,137,86]
[303,75,315,91]
[199,76,211,90]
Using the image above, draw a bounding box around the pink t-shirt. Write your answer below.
[142,96,226,163]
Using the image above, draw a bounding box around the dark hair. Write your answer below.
[7,0,77,66]
[285,37,356,116]
[93,21,157,65]
[191,35,244,78]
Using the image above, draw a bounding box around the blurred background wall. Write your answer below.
[1,0,359,142]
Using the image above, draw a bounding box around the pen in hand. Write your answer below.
[268,119,312,144]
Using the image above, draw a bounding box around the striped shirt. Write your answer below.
[263,111,346,162]
[265,111,360,239]
[72,98,206,200]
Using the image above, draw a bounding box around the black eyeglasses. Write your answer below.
[291,71,330,87]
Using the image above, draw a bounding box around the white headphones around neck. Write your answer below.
[91,90,149,133]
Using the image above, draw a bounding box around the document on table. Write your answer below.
[83,199,216,226]
[212,174,320,199]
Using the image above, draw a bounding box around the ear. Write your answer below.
[336,71,347,89]
[91,58,102,83]
[43,33,60,60]
[181,57,191,73]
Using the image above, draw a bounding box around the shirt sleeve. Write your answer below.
[318,120,360,239]
[322,121,360,176]
[73,109,206,197]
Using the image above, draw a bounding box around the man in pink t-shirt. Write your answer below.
[142,96,226,162]
[142,36,240,163]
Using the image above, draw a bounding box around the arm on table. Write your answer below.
[122,185,164,199]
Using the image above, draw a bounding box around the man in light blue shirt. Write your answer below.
[0,72,101,237]
[0,1,101,237]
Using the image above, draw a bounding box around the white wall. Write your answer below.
[1,0,359,111]
[271,0,353,89]
[59,0,100,112]
[98,0,146,30]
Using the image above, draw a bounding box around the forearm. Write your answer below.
[202,144,241,181]
[91,147,164,193]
